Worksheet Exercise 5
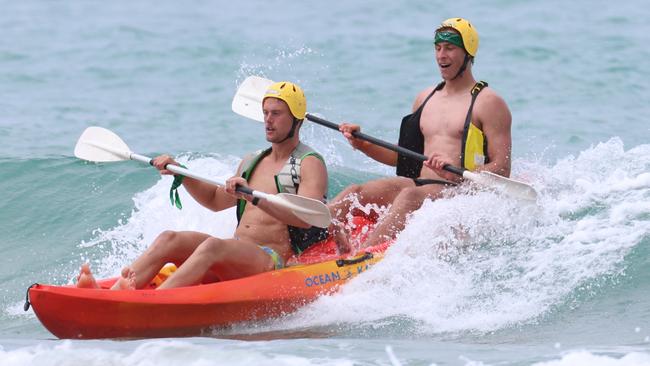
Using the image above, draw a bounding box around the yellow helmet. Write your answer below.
[263,81,306,120]
[437,18,479,57]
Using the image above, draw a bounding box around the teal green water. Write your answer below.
[1,1,650,365]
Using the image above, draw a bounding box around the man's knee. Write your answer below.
[394,187,428,206]
[156,230,177,242]
[197,237,224,251]
[331,184,364,207]
[151,230,180,251]
[194,237,229,261]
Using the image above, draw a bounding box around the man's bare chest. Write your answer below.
[419,97,472,139]
[247,159,284,193]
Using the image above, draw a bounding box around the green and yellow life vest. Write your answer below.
[236,142,328,254]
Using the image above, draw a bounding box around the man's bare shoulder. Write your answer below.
[300,154,327,174]
[476,86,509,111]
[475,86,512,129]
[296,152,328,198]
[412,86,437,112]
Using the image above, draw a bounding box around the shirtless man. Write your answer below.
[330,18,512,249]
[77,81,328,289]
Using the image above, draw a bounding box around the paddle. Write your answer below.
[232,76,538,202]
[73,126,332,228]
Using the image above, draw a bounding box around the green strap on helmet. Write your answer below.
[169,164,188,210]
[434,31,464,50]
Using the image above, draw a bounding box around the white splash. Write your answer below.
[279,138,650,334]
[235,46,318,89]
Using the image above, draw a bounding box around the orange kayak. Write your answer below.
[26,217,387,339]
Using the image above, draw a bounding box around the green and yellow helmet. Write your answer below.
[435,17,479,57]
[263,81,306,120]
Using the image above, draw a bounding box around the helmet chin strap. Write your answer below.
[278,119,302,143]
[452,54,472,80]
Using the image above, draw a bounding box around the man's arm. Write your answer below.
[181,176,238,212]
[339,88,434,167]
[153,155,237,212]
[475,89,512,177]
[339,123,398,166]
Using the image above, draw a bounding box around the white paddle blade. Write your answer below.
[273,193,332,228]
[74,126,131,162]
[231,76,274,122]
[468,171,538,202]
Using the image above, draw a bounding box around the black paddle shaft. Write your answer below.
[305,113,465,177]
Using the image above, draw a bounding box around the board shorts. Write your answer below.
[259,245,284,270]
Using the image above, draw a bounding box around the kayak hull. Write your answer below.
[29,247,384,339]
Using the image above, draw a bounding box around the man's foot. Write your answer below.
[76,263,99,289]
[110,267,137,290]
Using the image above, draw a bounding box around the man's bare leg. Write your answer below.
[109,230,211,290]
[76,263,99,288]
[329,177,413,223]
[158,237,276,289]
[329,177,414,251]
[362,185,446,248]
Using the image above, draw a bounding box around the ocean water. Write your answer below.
[1,1,650,365]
